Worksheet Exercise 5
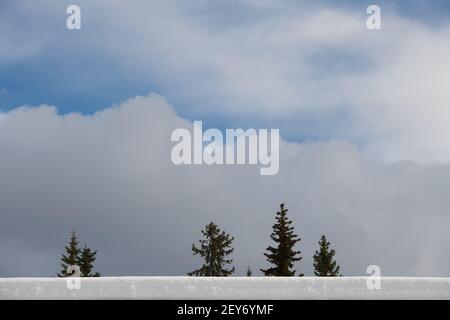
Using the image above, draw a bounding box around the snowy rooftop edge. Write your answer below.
[1,277,449,300]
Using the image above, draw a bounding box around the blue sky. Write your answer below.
[1,0,449,114]
[2,0,450,160]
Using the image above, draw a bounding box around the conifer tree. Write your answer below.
[261,203,301,276]
[313,235,341,276]
[58,230,81,277]
[188,222,235,276]
[79,245,101,277]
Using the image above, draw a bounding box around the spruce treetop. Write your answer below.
[261,203,302,276]
[79,245,101,277]
[58,230,81,277]
[58,230,100,277]
[188,222,235,277]
[313,235,341,277]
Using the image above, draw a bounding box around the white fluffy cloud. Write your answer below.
[3,1,450,163]
[1,94,450,277]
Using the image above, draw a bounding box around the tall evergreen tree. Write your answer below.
[79,245,101,277]
[261,203,301,276]
[313,235,341,276]
[188,222,235,276]
[58,230,81,277]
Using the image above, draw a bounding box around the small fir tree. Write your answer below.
[79,245,101,277]
[58,230,81,277]
[313,235,341,276]
[188,222,235,276]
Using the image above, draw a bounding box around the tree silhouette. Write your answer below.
[261,203,302,276]
[188,222,235,276]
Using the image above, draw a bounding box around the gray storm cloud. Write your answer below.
[1,94,450,277]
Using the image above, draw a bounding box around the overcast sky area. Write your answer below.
[1,0,450,277]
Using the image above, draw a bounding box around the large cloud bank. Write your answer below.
[1,95,450,277]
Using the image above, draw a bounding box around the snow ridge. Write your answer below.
[1,277,449,300]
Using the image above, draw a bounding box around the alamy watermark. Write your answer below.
[65,4,380,31]
[171,121,280,175]
[367,5,381,30]
[65,265,81,290]
[366,265,382,290]
[66,5,81,30]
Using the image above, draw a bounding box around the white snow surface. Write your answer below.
[1,277,449,300]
